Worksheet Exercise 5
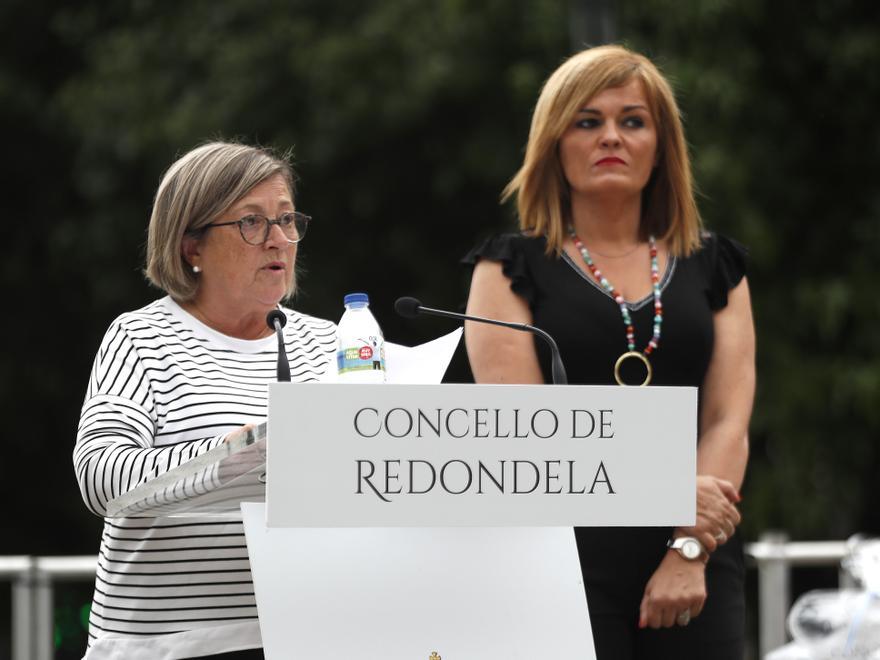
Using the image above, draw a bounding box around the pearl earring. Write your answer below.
[193,265,201,273]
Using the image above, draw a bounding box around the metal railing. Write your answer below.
[0,555,98,660]
[0,536,856,660]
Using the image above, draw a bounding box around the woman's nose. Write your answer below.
[264,221,291,248]
[600,122,622,147]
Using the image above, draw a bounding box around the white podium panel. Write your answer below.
[242,503,594,660]
[267,383,697,528]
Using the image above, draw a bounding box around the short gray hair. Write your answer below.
[145,141,296,301]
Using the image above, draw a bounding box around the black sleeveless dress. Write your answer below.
[463,231,748,660]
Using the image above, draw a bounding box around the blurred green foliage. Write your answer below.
[0,0,877,567]
[617,0,880,539]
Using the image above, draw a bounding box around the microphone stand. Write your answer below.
[395,297,568,385]
[266,310,291,382]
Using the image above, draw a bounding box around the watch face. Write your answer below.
[682,539,701,560]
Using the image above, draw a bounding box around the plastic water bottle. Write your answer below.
[336,292,386,383]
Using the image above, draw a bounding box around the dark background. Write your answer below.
[1,0,878,657]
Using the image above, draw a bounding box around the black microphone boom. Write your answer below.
[393,296,568,385]
[266,309,291,382]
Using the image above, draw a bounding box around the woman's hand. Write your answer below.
[679,475,741,553]
[224,423,256,444]
[639,551,707,629]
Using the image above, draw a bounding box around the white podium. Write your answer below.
[108,382,697,660]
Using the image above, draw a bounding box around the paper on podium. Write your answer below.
[386,327,462,384]
[321,327,462,384]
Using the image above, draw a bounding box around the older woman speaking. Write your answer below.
[74,142,335,659]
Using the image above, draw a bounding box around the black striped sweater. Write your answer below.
[74,296,336,658]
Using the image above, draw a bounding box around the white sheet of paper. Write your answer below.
[241,501,594,660]
[321,328,462,384]
[385,327,462,384]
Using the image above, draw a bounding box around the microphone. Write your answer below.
[266,310,291,382]
[394,296,568,385]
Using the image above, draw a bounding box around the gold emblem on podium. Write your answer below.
[429,653,441,660]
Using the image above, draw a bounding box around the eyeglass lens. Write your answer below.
[239,213,308,245]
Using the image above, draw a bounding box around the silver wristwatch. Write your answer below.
[667,537,707,562]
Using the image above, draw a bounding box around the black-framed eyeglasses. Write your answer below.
[197,211,311,245]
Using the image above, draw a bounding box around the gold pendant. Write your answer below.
[614,351,652,387]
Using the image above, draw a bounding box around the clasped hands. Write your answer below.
[638,475,741,629]
[684,475,741,553]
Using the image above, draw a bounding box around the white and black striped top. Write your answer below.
[74,297,336,658]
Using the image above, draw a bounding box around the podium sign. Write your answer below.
[266,383,696,528]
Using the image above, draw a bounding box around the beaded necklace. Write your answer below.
[567,225,663,386]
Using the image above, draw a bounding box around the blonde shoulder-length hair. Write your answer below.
[145,141,296,302]
[502,45,702,257]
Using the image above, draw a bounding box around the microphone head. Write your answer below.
[394,296,422,319]
[266,309,287,330]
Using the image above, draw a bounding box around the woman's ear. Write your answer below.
[181,232,201,270]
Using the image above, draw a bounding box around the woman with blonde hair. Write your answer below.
[464,45,754,658]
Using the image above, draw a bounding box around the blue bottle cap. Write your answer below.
[343,292,370,306]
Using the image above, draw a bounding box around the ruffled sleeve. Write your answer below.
[462,233,537,305]
[699,232,749,311]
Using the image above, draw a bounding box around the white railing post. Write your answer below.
[10,557,36,660]
[33,568,54,660]
[756,531,790,658]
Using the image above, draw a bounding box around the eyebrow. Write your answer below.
[233,201,294,214]
[579,104,649,114]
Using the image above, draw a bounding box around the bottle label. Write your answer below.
[337,336,386,374]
